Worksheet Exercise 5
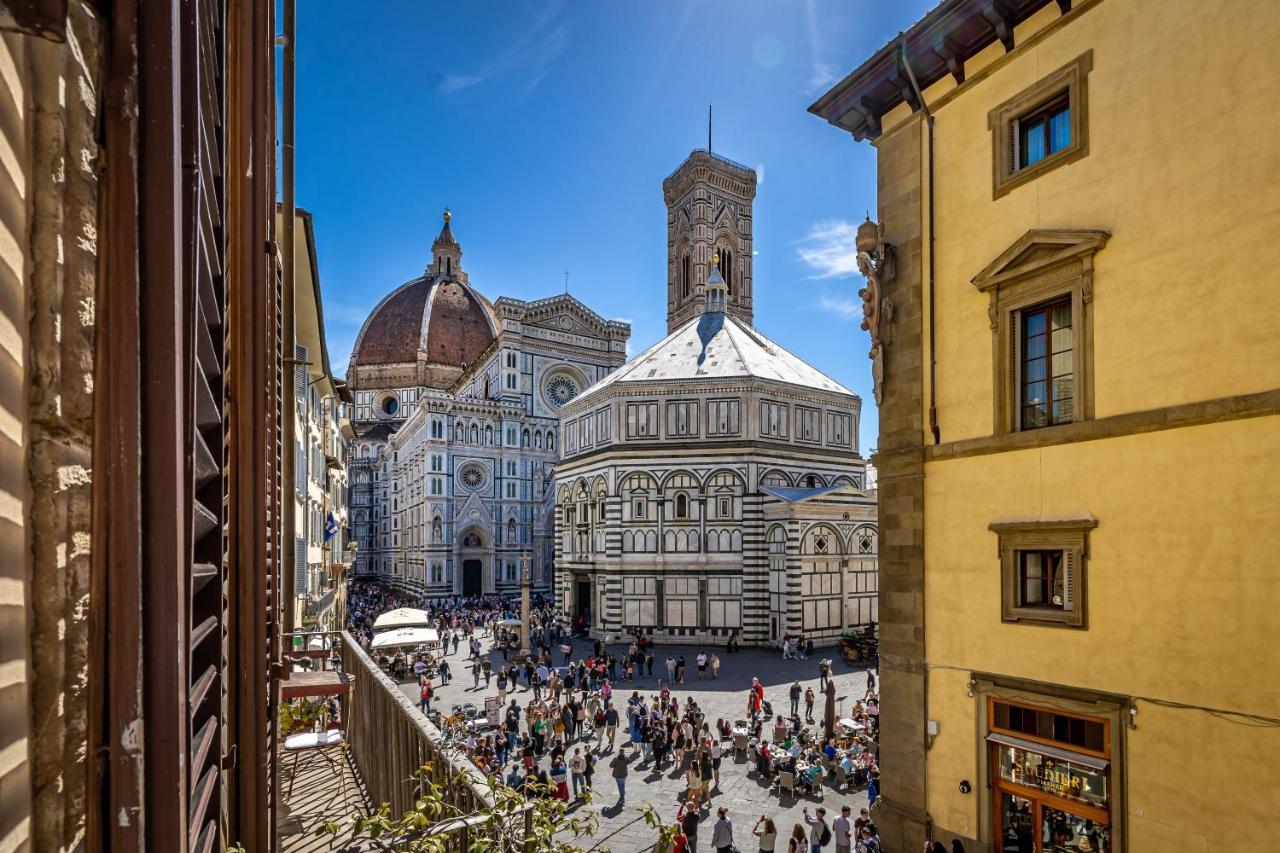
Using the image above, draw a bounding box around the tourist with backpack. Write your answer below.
[803,807,831,852]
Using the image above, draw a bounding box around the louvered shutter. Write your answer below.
[1062,550,1076,612]
[295,537,309,597]
[1011,118,1021,173]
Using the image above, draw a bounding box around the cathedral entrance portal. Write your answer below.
[575,580,591,627]
[462,560,482,596]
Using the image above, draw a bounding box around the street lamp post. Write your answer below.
[519,551,532,660]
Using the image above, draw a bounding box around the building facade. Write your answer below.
[284,208,353,631]
[813,1,1280,850]
[554,151,878,647]
[347,213,629,596]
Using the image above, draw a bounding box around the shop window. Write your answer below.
[989,51,1092,199]
[991,518,1096,628]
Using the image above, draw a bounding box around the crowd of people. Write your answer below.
[344,580,888,853]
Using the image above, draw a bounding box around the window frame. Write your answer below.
[988,51,1092,199]
[972,228,1109,436]
[990,517,1096,629]
[1018,297,1075,431]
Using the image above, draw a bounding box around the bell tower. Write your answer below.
[662,149,757,333]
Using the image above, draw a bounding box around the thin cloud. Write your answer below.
[440,6,567,95]
[818,292,862,322]
[804,0,836,93]
[323,298,374,326]
[796,219,860,280]
[756,164,766,186]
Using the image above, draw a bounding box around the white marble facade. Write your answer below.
[553,150,878,647]
[348,214,628,596]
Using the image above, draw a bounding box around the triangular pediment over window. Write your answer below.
[972,229,1110,293]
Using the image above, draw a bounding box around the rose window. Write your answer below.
[545,374,579,407]
[460,464,486,490]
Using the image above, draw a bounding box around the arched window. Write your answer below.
[718,247,733,295]
[680,252,691,298]
[674,493,688,519]
[804,474,819,488]
[446,257,452,275]
[483,376,490,398]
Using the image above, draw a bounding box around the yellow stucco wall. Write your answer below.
[871,1,1280,849]
[924,416,1280,847]
[890,0,1280,444]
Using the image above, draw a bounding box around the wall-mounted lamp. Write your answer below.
[967,677,977,698]
[1128,705,1138,730]
[959,780,972,794]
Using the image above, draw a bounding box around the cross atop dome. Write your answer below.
[430,207,463,278]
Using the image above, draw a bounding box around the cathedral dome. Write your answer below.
[348,212,499,391]
[350,277,496,385]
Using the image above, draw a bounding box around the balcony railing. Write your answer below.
[278,630,506,849]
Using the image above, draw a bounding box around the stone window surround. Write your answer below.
[990,516,1097,629]
[972,228,1110,435]
[989,50,1093,200]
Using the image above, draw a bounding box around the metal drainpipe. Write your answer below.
[900,40,939,843]
[900,42,940,446]
[280,0,297,632]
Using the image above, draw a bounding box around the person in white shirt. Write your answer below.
[697,652,709,679]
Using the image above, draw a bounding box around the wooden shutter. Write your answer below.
[1011,310,1022,432]
[1062,550,1076,611]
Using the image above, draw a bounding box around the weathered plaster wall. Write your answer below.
[0,5,101,850]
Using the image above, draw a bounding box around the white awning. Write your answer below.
[373,607,432,630]
[370,627,440,650]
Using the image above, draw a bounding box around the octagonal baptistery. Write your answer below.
[346,213,498,422]
[553,261,878,648]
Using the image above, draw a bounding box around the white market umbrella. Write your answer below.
[370,627,440,650]
[373,608,431,630]
[497,618,523,627]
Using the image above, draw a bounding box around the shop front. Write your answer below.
[988,698,1113,853]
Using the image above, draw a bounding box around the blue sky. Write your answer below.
[293,0,933,455]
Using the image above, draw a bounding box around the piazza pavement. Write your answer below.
[394,632,877,852]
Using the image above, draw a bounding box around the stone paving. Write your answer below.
[394,633,877,852]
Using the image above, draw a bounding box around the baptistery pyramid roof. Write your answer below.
[572,309,853,407]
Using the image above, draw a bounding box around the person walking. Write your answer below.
[569,747,586,799]
[602,703,619,751]
[696,651,708,680]
[471,660,481,689]
[803,808,831,853]
[496,670,507,705]
[418,679,433,715]
[709,652,720,680]
[610,746,630,803]
[679,803,701,853]
[483,657,492,687]
[788,824,808,853]
[833,806,853,853]
[666,655,677,684]
[676,655,687,683]
[753,817,778,852]
[437,658,450,684]
[804,686,816,722]
[790,681,802,717]
[712,807,735,853]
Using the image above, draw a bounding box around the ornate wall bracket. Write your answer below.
[855,218,896,405]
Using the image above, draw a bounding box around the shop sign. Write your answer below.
[997,744,1107,807]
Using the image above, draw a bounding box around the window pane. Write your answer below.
[1051,302,1071,331]
[1023,381,1047,407]
[1048,106,1071,153]
[1022,119,1047,167]
[1024,311,1046,336]
[1024,357,1046,383]
[1053,396,1074,423]
[1023,405,1047,429]
[1051,327,1073,355]
[1025,333,1046,360]
[1051,352,1073,378]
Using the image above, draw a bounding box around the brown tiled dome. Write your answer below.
[350,276,497,384]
